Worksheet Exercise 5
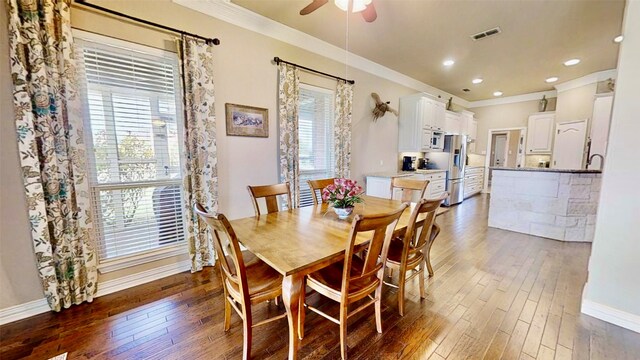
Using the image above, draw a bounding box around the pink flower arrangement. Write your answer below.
[321,178,364,208]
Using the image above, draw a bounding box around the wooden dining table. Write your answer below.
[229,195,447,359]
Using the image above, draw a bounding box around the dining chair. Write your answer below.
[307,178,336,205]
[301,203,409,359]
[194,204,286,360]
[390,177,429,202]
[247,182,292,216]
[383,192,448,316]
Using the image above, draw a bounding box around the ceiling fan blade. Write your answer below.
[300,0,329,15]
[361,2,377,22]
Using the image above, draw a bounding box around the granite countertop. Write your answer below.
[466,165,485,169]
[365,169,447,178]
[489,167,602,174]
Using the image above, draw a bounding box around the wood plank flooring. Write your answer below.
[1,194,639,360]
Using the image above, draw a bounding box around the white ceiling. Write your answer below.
[231,0,625,101]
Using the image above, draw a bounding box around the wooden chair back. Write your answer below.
[341,203,409,300]
[193,204,251,305]
[401,192,448,261]
[307,178,336,205]
[391,178,429,202]
[247,182,292,216]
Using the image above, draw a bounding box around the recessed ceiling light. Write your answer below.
[545,77,559,83]
[614,35,624,43]
[564,58,580,66]
[472,78,483,84]
[493,91,503,97]
[443,59,455,66]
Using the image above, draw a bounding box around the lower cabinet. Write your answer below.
[464,167,485,198]
[366,171,447,201]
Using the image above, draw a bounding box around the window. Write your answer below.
[75,32,186,263]
[298,84,335,207]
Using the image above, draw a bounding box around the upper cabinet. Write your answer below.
[460,111,477,141]
[445,111,461,134]
[526,112,555,154]
[398,94,446,152]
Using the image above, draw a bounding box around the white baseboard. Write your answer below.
[0,298,50,326]
[582,299,640,333]
[0,259,192,326]
[95,259,192,297]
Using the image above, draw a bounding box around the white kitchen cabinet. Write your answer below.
[526,112,555,154]
[464,167,484,198]
[365,176,392,199]
[398,94,446,152]
[366,171,447,201]
[445,111,461,134]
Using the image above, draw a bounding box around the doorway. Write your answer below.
[491,133,508,168]
[483,127,527,193]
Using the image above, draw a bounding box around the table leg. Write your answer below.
[282,273,303,360]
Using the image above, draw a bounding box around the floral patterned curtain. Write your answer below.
[6,0,97,311]
[278,63,300,207]
[179,35,218,272]
[335,81,354,178]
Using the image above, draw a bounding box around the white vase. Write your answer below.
[333,206,354,220]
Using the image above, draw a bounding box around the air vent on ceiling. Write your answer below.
[471,27,502,41]
[462,88,471,92]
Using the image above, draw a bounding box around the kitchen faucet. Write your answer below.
[587,154,605,170]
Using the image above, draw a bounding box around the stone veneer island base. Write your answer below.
[488,168,602,242]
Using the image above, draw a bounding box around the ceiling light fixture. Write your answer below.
[472,78,483,84]
[334,0,348,11]
[545,77,559,83]
[351,0,372,12]
[564,58,580,66]
[614,35,624,43]
[493,91,503,97]
[334,0,371,13]
[443,59,455,66]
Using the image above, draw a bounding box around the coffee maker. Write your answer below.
[402,156,416,171]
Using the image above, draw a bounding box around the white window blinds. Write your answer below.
[298,84,335,207]
[75,35,186,261]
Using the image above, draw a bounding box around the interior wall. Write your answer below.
[0,0,47,309]
[584,0,640,322]
[472,98,557,167]
[1,0,446,308]
[506,130,520,168]
[555,83,598,123]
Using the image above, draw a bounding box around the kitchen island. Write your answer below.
[488,167,602,242]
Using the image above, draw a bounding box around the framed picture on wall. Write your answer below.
[225,103,269,138]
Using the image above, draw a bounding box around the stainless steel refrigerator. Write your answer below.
[429,135,467,206]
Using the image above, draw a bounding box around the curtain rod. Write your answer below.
[75,0,220,46]
[273,57,355,84]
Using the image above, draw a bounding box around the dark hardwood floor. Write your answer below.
[1,194,639,360]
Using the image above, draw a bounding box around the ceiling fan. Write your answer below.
[300,0,377,22]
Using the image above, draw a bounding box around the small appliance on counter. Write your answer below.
[402,156,416,171]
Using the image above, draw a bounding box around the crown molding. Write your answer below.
[467,90,557,108]
[554,69,617,93]
[172,0,470,108]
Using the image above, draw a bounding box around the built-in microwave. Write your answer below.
[431,131,444,151]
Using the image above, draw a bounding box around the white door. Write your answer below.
[552,120,587,169]
[493,134,508,167]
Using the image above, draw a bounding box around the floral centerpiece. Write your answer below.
[322,178,364,219]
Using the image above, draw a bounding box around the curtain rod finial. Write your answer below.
[212,38,220,45]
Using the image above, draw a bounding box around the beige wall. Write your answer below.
[555,83,597,123]
[0,0,47,308]
[584,0,640,321]
[1,0,449,308]
[472,98,557,157]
